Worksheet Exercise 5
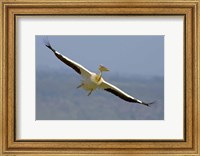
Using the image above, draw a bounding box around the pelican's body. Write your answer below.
[45,40,154,107]
[81,73,103,91]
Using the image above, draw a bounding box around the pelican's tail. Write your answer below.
[43,37,56,53]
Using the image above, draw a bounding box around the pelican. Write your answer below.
[44,40,154,107]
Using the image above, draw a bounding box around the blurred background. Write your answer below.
[36,35,164,120]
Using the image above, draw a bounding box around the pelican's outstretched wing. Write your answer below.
[100,80,154,107]
[45,40,93,78]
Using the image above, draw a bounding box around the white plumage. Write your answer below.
[45,40,154,107]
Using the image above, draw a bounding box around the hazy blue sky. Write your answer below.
[36,35,164,77]
[36,35,164,120]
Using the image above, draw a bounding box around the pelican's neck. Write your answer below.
[97,71,102,82]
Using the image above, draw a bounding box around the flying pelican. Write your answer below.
[44,40,154,107]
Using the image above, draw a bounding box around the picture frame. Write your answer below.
[0,0,199,155]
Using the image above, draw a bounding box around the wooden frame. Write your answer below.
[0,0,199,155]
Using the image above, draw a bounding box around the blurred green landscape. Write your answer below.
[36,70,164,120]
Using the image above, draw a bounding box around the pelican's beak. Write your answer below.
[99,65,109,72]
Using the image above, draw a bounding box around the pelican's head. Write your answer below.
[96,65,109,82]
[99,65,109,72]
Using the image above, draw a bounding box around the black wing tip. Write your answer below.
[43,37,50,46]
[43,37,56,52]
[141,101,156,107]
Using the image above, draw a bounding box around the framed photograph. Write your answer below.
[1,0,199,155]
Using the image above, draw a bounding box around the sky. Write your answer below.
[36,35,164,120]
[36,35,164,77]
